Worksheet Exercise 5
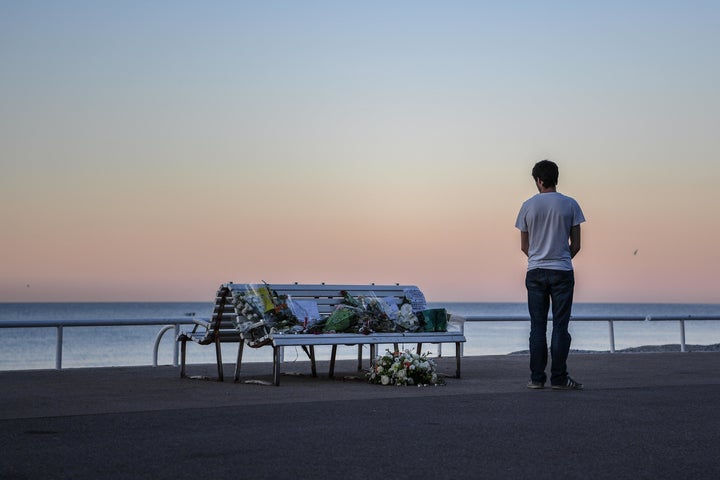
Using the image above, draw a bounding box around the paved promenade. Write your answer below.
[2,352,719,479]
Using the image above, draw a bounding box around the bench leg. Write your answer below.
[234,341,244,382]
[273,346,281,386]
[329,345,337,378]
[215,338,224,382]
[299,345,317,378]
[309,345,317,377]
[180,338,187,378]
[455,342,462,378]
[357,344,363,371]
[416,343,422,354]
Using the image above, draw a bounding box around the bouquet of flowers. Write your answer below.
[327,291,420,334]
[323,291,397,334]
[367,349,444,386]
[233,285,302,346]
[394,303,421,332]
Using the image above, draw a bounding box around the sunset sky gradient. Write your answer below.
[2,1,719,302]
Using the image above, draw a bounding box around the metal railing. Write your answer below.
[1,314,718,371]
[0,318,200,369]
[463,315,720,353]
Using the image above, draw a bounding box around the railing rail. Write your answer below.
[0,318,201,369]
[463,315,720,353]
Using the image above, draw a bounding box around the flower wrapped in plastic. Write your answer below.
[394,303,421,332]
[340,291,414,334]
[232,285,272,346]
[367,349,445,386]
[323,306,357,333]
[356,296,397,334]
[233,284,301,346]
[323,291,396,334]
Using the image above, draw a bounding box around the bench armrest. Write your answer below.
[447,314,466,332]
[191,317,212,329]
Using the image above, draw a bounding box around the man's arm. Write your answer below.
[569,224,581,258]
[520,231,529,257]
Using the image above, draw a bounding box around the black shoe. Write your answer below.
[526,381,545,389]
[552,376,584,390]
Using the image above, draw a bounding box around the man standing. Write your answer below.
[515,160,585,390]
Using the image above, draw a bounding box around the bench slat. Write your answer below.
[271,332,465,347]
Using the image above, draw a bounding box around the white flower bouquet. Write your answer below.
[367,349,444,386]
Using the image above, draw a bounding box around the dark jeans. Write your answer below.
[525,268,575,385]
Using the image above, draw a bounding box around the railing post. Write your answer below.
[56,325,63,369]
[608,320,616,353]
[680,319,686,352]
[173,324,180,366]
[153,325,177,367]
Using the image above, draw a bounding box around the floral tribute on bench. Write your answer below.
[232,284,448,348]
[368,349,445,386]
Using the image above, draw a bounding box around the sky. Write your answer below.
[1,0,719,303]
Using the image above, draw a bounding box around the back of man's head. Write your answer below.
[532,160,559,188]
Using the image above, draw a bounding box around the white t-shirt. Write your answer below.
[515,192,585,271]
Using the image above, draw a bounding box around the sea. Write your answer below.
[1,302,719,371]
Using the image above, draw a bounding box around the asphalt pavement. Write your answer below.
[1,351,719,479]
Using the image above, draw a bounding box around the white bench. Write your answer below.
[178,283,466,385]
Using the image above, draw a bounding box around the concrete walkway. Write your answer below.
[2,352,719,479]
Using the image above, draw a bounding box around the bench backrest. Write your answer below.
[208,283,425,339]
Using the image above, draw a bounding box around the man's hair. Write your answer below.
[532,159,559,188]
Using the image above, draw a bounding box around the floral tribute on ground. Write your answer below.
[367,349,445,386]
